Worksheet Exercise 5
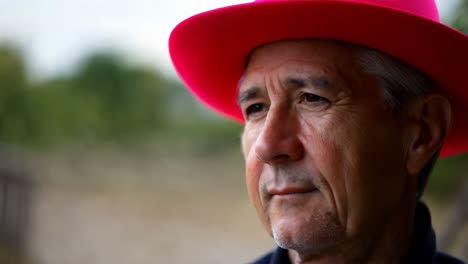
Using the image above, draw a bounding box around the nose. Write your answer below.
[254,106,304,164]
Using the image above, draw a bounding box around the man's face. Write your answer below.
[239,40,412,253]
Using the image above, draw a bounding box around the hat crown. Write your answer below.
[254,0,440,22]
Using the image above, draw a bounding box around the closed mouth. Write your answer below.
[269,187,318,196]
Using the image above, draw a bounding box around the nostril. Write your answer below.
[271,154,291,163]
[256,152,293,165]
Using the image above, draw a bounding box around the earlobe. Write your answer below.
[405,95,452,175]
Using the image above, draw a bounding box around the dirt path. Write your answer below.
[25,150,274,264]
[27,185,274,264]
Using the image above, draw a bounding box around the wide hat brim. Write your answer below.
[169,0,468,157]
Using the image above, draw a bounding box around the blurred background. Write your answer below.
[0,0,467,263]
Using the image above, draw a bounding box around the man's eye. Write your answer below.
[299,93,330,104]
[245,103,266,116]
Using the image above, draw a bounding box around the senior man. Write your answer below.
[169,0,468,263]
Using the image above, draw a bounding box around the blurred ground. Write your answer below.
[9,146,463,264]
[25,147,274,264]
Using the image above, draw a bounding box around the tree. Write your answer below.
[71,52,168,141]
[0,44,31,143]
[451,0,468,33]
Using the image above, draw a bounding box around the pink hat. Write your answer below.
[169,0,468,157]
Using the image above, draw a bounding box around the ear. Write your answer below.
[405,94,452,175]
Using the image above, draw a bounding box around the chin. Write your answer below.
[270,213,344,254]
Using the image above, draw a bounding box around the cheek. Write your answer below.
[242,128,263,210]
[242,127,272,231]
[301,120,350,225]
[245,156,261,208]
[300,110,407,232]
[245,146,274,235]
[321,116,407,232]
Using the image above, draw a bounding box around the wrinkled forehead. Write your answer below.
[245,39,358,70]
[239,39,360,90]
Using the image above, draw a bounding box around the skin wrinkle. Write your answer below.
[238,60,346,107]
[311,58,367,232]
[299,114,343,229]
[337,54,392,234]
[239,39,442,263]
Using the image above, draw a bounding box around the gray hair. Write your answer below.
[357,46,442,199]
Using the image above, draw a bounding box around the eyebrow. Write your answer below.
[284,76,333,90]
[237,75,335,106]
[237,86,262,106]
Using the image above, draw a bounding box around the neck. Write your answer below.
[288,198,417,264]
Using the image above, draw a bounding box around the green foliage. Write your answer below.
[0,44,241,150]
[451,0,468,33]
[427,153,468,199]
[20,53,170,144]
[72,52,166,140]
[0,46,167,145]
[0,44,32,143]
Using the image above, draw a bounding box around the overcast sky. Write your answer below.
[0,0,460,79]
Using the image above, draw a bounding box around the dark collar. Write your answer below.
[402,201,436,263]
[268,246,290,264]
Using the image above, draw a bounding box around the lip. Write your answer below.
[269,187,317,196]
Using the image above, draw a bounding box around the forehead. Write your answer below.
[243,39,358,76]
[237,39,387,110]
[239,39,357,92]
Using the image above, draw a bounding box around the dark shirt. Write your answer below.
[251,202,465,264]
